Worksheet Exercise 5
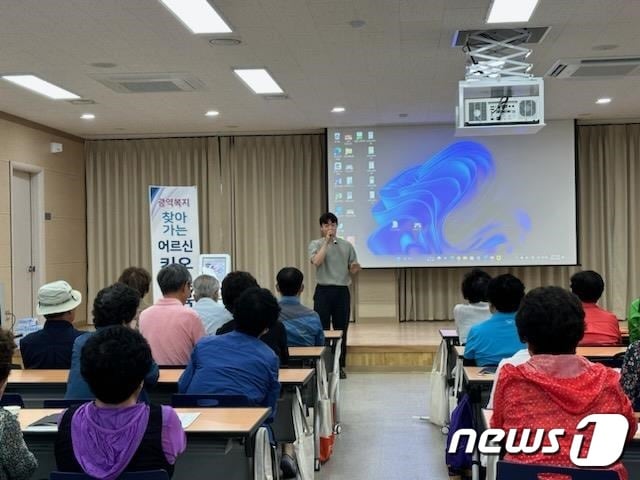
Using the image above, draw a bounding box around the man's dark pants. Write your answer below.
[313,285,350,368]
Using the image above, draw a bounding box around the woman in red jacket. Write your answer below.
[492,286,636,479]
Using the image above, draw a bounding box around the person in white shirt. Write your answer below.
[453,269,492,344]
[192,274,232,335]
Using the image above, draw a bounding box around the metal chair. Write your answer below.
[43,399,93,408]
[171,393,252,408]
[496,460,618,480]
[50,470,169,479]
[0,393,25,407]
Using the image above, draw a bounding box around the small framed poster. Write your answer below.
[199,254,232,282]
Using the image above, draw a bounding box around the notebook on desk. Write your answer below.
[26,413,60,432]
[479,366,497,375]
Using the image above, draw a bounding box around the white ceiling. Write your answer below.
[1,0,639,138]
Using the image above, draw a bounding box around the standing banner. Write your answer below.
[149,186,200,302]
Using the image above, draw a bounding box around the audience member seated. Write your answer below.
[179,287,281,422]
[492,286,636,479]
[139,264,205,365]
[55,327,186,478]
[118,266,152,327]
[276,267,325,347]
[621,338,640,410]
[571,270,621,345]
[628,296,640,344]
[463,274,526,366]
[191,274,232,335]
[0,328,37,478]
[453,269,492,344]
[66,283,159,400]
[216,271,289,365]
[20,280,84,369]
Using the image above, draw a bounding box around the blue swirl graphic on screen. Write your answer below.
[367,141,530,256]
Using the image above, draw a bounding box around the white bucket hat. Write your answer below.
[36,280,82,316]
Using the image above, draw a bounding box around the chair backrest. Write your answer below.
[171,393,252,408]
[50,470,169,479]
[0,393,25,407]
[496,461,618,480]
[43,399,93,408]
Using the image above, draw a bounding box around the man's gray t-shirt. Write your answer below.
[308,237,357,286]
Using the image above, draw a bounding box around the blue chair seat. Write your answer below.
[50,470,169,479]
[1,393,25,407]
[171,393,251,408]
[43,399,93,408]
[496,460,618,480]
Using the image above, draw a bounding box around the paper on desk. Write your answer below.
[177,412,200,429]
[25,413,60,432]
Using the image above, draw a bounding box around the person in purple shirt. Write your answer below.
[55,327,186,479]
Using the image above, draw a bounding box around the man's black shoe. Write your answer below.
[340,368,347,379]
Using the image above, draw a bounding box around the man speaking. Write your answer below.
[309,212,360,378]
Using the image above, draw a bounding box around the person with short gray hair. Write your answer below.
[139,264,205,365]
[192,274,233,335]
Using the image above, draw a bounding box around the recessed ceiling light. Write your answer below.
[205,110,219,117]
[159,0,232,34]
[81,113,95,120]
[233,68,284,95]
[486,0,539,23]
[90,62,118,68]
[596,97,612,105]
[331,106,346,113]
[208,37,242,46]
[592,44,619,51]
[349,19,366,28]
[1,75,80,100]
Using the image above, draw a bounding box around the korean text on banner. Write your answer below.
[149,186,200,301]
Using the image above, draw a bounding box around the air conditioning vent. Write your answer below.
[546,57,640,79]
[91,73,206,93]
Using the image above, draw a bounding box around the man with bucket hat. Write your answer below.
[20,280,84,369]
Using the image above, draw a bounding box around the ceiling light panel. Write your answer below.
[159,0,232,34]
[2,75,80,100]
[486,0,539,23]
[233,69,284,95]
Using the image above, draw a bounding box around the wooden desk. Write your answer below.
[289,346,326,359]
[324,330,343,340]
[7,368,315,406]
[440,328,459,340]
[463,366,496,385]
[19,407,270,480]
[454,345,626,361]
[576,346,626,358]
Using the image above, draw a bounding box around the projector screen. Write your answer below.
[326,120,577,268]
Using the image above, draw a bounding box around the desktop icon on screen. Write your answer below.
[345,164,354,172]
[333,147,342,156]
[368,161,375,170]
[335,177,343,186]
[356,131,363,141]
[334,162,342,171]
[391,220,399,229]
[345,147,353,156]
[344,134,353,142]
[369,176,375,185]
[346,191,353,200]
[369,191,376,200]
[368,131,374,140]
[334,132,341,141]
[368,146,375,155]
[346,176,353,185]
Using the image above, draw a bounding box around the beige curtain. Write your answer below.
[399,123,640,321]
[86,137,224,311]
[86,134,325,311]
[220,134,326,306]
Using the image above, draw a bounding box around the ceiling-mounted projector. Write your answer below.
[456,77,545,136]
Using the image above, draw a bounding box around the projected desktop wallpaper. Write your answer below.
[327,121,576,268]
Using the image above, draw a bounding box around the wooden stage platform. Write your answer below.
[346,320,452,372]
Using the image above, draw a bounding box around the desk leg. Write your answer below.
[314,357,321,471]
